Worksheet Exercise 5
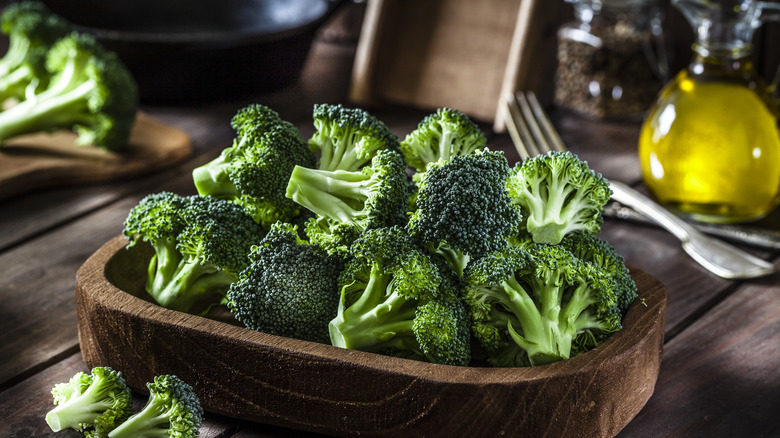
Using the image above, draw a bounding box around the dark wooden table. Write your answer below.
[1,20,779,438]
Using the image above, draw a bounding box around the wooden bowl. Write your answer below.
[76,235,667,438]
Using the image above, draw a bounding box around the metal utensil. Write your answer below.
[604,202,780,249]
[501,91,776,279]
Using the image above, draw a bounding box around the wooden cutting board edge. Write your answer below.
[0,112,192,200]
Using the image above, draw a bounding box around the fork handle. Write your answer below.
[608,181,775,279]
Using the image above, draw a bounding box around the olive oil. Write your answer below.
[638,69,780,223]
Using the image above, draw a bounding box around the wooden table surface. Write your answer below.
[1,16,779,438]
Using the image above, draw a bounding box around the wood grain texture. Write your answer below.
[76,235,668,438]
[0,112,192,200]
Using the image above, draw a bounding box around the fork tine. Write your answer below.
[502,92,540,160]
[525,91,567,153]
[515,92,553,155]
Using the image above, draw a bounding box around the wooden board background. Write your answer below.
[349,0,560,130]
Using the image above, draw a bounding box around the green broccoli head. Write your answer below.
[108,374,203,438]
[464,242,622,367]
[287,148,411,256]
[560,232,638,332]
[227,222,345,343]
[0,1,71,101]
[45,366,132,437]
[0,31,138,150]
[309,103,400,172]
[408,149,523,275]
[123,192,266,314]
[508,150,611,245]
[193,104,316,229]
[400,107,486,173]
[329,226,471,366]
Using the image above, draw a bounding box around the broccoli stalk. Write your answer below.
[329,226,471,366]
[108,375,203,438]
[45,367,132,436]
[0,32,137,151]
[0,1,71,103]
[286,148,410,256]
[465,243,622,367]
[508,150,611,245]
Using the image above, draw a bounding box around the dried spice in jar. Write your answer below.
[554,0,668,121]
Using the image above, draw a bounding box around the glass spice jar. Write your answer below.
[554,0,668,121]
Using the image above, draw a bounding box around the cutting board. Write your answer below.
[0,112,192,200]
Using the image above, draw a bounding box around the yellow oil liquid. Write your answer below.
[638,71,780,223]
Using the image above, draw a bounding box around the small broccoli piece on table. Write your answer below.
[400,107,486,174]
[407,149,523,277]
[0,1,71,104]
[329,226,471,366]
[45,366,132,437]
[123,192,265,314]
[0,31,138,151]
[226,222,344,343]
[286,148,410,256]
[192,104,316,229]
[309,103,400,172]
[108,374,203,438]
[464,242,623,367]
[508,150,611,245]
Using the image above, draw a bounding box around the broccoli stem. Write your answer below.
[502,276,572,366]
[45,382,115,432]
[0,36,29,75]
[286,165,370,224]
[107,401,171,438]
[146,239,236,312]
[192,153,239,198]
[330,264,418,350]
[0,78,95,144]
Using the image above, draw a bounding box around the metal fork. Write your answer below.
[501,91,776,279]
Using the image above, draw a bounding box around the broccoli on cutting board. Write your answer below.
[0,1,71,105]
[0,31,138,151]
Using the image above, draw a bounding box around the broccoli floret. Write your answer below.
[560,232,638,320]
[309,103,400,172]
[0,31,137,150]
[108,374,203,438]
[464,243,623,367]
[123,192,266,314]
[286,148,410,256]
[192,104,316,229]
[329,226,471,366]
[400,107,486,174]
[227,222,345,343]
[508,150,611,245]
[0,1,71,104]
[45,366,132,437]
[407,149,523,277]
